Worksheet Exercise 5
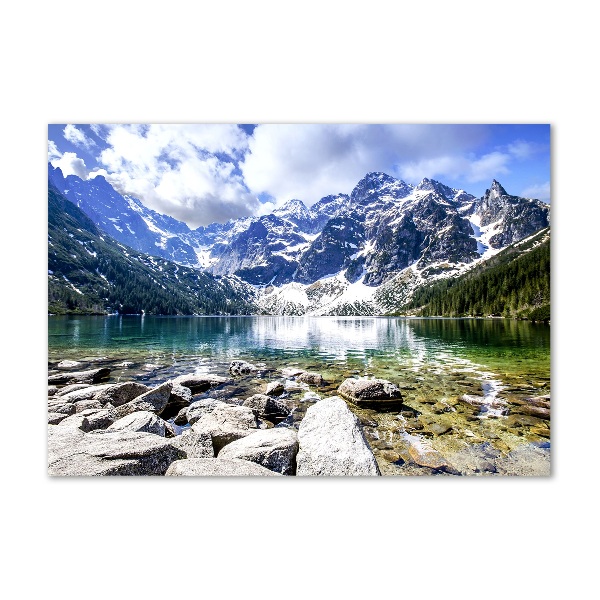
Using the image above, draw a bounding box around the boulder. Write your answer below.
[242,394,290,423]
[58,384,115,404]
[47,400,76,416]
[114,381,173,418]
[296,397,380,476]
[94,382,149,407]
[296,371,324,386]
[229,360,257,376]
[74,399,103,413]
[165,458,281,477]
[173,407,189,426]
[265,381,285,396]
[48,412,68,425]
[171,429,214,458]
[55,383,93,397]
[48,386,59,397]
[57,408,116,432]
[48,426,185,476]
[187,399,228,425]
[337,377,403,410]
[218,428,299,475]
[99,411,166,436]
[160,383,193,421]
[48,367,111,385]
[172,374,232,394]
[192,404,262,453]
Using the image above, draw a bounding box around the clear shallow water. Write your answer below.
[48,316,551,475]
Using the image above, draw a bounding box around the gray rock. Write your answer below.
[229,360,258,376]
[55,383,94,397]
[59,384,115,403]
[186,399,228,425]
[192,404,262,453]
[218,428,298,475]
[74,399,103,413]
[171,429,214,458]
[265,381,285,396]
[57,360,82,369]
[48,426,185,476]
[173,407,189,426]
[48,412,69,425]
[94,382,149,407]
[296,371,324,386]
[99,411,166,436]
[57,408,116,432]
[338,377,403,410]
[172,374,232,394]
[48,367,111,385]
[242,394,290,423]
[296,397,381,476]
[48,386,59,397]
[165,458,281,477]
[114,381,173,418]
[47,400,76,416]
[160,383,193,420]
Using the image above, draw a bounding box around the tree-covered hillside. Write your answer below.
[48,184,259,315]
[396,228,550,321]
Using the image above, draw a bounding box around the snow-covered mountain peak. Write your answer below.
[273,199,310,221]
[486,179,508,199]
[350,172,413,204]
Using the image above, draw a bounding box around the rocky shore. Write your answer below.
[47,359,551,476]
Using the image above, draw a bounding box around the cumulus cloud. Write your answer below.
[48,140,62,162]
[95,124,256,227]
[63,124,96,150]
[49,150,89,180]
[521,181,550,202]
[241,124,489,206]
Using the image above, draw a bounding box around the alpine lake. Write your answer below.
[48,315,551,476]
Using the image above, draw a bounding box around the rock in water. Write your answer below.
[296,397,380,476]
[165,458,281,476]
[296,371,324,386]
[242,394,290,423]
[265,381,285,396]
[48,367,111,385]
[229,360,258,376]
[218,428,299,475]
[337,377,403,410]
[172,374,232,394]
[48,426,185,475]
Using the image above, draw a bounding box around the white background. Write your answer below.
[1,1,597,598]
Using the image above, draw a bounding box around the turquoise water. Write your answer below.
[48,316,551,474]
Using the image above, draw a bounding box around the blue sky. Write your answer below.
[48,123,550,228]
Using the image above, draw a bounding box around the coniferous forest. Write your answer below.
[398,228,550,321]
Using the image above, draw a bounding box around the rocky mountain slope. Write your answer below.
[49,165,550,316]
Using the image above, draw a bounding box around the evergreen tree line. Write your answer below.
[399,232,550,321]
[48,185,257,315]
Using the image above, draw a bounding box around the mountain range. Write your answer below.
[48,164,550,316]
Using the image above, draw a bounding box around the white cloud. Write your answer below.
[241,124,489,206]
[50,151,89,179]
[63,124,96,150]
[95,124,256,227]
[48,140,62,162]
[521,181,550,202]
